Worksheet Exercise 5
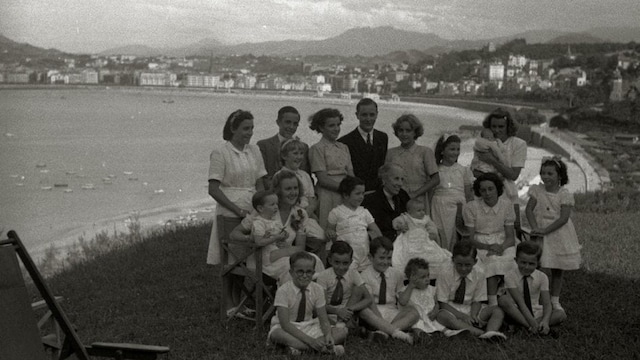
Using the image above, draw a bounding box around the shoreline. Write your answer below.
[4,86,598,263]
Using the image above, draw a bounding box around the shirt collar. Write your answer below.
[319,136,339,147]
[226,141,248,154]
[357,126,371,141]
[479,199,500,215]
[277,133,288,143]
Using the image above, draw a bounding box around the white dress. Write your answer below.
[391,214,451,278]
[462,197,516,277]
[328,205,375,272]
[430,163,473,251]
[403,285,445,333]
[528,185,581,270]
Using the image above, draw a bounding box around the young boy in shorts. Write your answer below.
[316,241,373,328]
[360,236,419,344]
[498,241,566,335]
[436,241,507,339]
[269,251,347,356]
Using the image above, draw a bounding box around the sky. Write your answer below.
[1,0,639,54]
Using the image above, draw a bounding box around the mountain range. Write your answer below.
[2,26,639,60]
[97,26,640,58]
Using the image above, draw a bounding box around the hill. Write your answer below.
[0,34,68,63]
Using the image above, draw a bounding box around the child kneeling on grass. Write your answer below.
[498,241,566,335]
[316,241,373,328]
[436,241,507,340]
[269,251,347,356]
[360,236,419,344]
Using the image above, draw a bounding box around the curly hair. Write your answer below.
[434,134,461,164]
[472,172,504,197]
[222,110,253,141]
[541,157,569,186]
[308,108,343,133]
[482,108,518,138]
[404,257,430,279]
[271,169,303,205]
[392,113,424,139]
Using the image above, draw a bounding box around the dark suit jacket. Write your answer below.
[257,134,309,189]
[338,128,388,191]
[362,187,409,242]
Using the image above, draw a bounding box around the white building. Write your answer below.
[488,64,505,81]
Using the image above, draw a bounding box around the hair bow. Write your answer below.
[541,155,563,168]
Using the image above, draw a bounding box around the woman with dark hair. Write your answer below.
[386,114,440,215]
[477,108,527,203]
[206,109,267,313]
[308,108,354,232]
[462,173,517,308]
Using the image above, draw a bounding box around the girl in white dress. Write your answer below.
[398,258,445,335]
[526,156,581,312]
[327,176,382,272]
[431,134,474,251]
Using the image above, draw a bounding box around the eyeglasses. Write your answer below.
[294,270,315,278]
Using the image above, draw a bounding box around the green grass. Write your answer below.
[35,212,640,360]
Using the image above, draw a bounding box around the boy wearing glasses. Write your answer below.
[269,251,347,356]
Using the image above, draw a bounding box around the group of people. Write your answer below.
[205,99,582,355]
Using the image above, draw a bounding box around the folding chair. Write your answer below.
[217,215,275,330]
[513,203,532,241]
[455,202,471,242]
[0,231,170,360]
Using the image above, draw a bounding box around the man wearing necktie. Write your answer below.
[500,242,566,335]
[338,98,388,192]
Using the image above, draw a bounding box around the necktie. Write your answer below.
[378,272,387,305]
[453,277,466,304]
[296,288,306,322]
[366,133,372,146]
[330,276,344,306]
[523,276,533,314]
[392,195,400,211]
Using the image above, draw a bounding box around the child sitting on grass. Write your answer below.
[392,198,451,279]
[436,241,507,340]
[397,258,445,337]
[327,176,382,271]
[316,241,373,328]
[499,241,566,335]
[269,251,347,356]
[360,236,418,344]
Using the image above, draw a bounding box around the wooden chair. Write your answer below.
[0,230,170,360]
[217,215,276,331]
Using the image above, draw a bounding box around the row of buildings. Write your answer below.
[1,50,638,98]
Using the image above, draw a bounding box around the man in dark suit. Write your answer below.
[257,106,309,190]
[362,163,409,242]
[338,98,388,192]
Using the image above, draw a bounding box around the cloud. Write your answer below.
[0,0,639,53]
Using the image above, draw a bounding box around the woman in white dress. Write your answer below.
[206,110,267,314]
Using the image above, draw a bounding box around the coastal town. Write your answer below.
[1,36,639,106]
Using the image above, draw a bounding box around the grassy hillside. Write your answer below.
[32,210,639,360]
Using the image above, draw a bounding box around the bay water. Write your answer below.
[1,88,489,258]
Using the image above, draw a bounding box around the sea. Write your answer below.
[0,88,572,260]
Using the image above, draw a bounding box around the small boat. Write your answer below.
[162,99,175,104]
[123,171,133,175]
[153,189,165,194]
[107,174,117,179]
[15,183,24,187]
[128,176,138,181]
[5,132,15,137]
[81,184,95,190]
[39,169,50,173]
[10,174,19,178]
[36,163,47,168]
[54,183,69,188]
[66,170,77,175]
[64,189,73,193]
[41,186,53,191]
